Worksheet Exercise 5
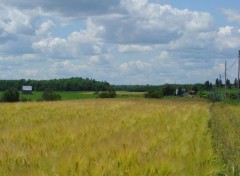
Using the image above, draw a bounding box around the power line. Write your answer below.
[226,57,238,71]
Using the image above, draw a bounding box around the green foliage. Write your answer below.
[42,88,61,101]
[20,96,31,102]
[0,77,110,91]
[191,85,199,93]
[207,91,221,102]
[145,90,163,98]
[210,104,240,175]
[98,87,116,98]
[1,88,19,102]
[98,92,112,98]
[229,93,237,100]
[162,85,175,96]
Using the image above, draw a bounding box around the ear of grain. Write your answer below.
[0,99,220,175]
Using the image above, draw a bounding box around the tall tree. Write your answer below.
[215,78,219,87]
[234,78,238,88]
[226,79,231,89]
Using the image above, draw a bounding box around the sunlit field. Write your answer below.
[210,102,240,175]
[0,99,220,175]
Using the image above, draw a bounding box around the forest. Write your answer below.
[0,77,111,91]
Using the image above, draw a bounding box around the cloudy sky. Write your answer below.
[0,0,240,84]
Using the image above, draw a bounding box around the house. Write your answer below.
[22,86,32,94]
[189,90,196,98]
[176,87,185,96]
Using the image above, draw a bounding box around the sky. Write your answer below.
[0,0,240,85]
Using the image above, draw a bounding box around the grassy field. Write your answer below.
[0,99,221,175]
[210,102,240,175]
[8,91,144,101]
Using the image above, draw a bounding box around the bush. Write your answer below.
[98,86,116,98]
[20,96,31,102]
[229,93,237,100]
[42,88,61,101]
[145,90,163,98]
[207,92,221,102]
[2,88,19,102]
[98,92,112,98]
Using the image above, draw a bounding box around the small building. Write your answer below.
[189,90,196,98]
[22,86,32,94]
[176,87,185,96]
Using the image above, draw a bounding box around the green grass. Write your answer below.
[0,91,144,101]
[19,91,98,101]
[210,102,240,175]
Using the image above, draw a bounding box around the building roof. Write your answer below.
[22,86,32,91]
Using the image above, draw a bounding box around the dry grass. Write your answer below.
[0,99,219,175]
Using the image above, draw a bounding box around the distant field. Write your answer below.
[0,91,145,101]
[0,99,222,175]
[19,91,98,101]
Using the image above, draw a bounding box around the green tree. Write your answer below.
[2,88,19,102]
[162,85,175,96]
[226,79,231,89]
[234,78,238,88]
[42,88,61,101]
[191,85,199,93]
[98,86,116,98]
[145,90,163,98]
[215,78,219,87]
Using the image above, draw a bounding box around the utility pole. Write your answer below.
[225,61,227,99]
[238,50,240,99]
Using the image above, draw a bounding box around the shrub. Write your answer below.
[2,88,19,102]
[42,88,61,101]
[229,93,237,100]
[98,86,116,98]
[145,90,163,98]
[20,96,31,102]
[98,92,112,98]
[207,92,221,102]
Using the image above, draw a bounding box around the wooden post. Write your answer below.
[238,50,240,99]
[225,61,227,99]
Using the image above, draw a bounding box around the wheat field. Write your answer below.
[0,99,220,175]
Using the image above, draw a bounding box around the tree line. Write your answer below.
[0,77,112,91]
[204,78,240,91]
[114,84,204,93]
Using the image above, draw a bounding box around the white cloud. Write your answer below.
[118,44,153,53]
[0,0,240,84]
[221,9,240,23]
[89,1,215,46]
[2,0,122,21]
[119,60,151,74]
[216,26,240,50]
[36,20,55,36]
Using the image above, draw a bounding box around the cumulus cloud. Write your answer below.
[0,0,240,84]
[32,30,105,58]
[118,44,153,53]
[2,0,121,21]
[86,0,216,49]
[215,26,240,50]
[221,9,240,23]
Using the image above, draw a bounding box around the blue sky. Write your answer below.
[0,0,240,84]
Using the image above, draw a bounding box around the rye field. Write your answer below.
[0,98,239,175]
